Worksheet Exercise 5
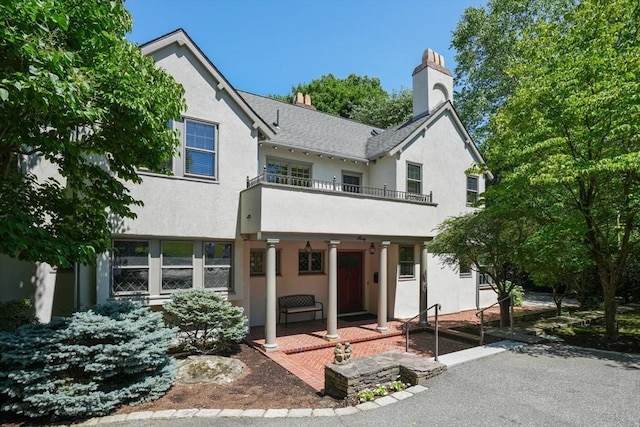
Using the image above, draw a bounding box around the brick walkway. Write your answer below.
[248,308,513,391]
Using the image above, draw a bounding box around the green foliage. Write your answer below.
[163,289,248,355]
[358,388,375,402]
[349,87,412,129]
[506,282,524,307]
[0,0,185,267]
[485,0,640,340]
[0,301,177,419]
[389,380,405,392]
[273,73,387,119]
[0,299,36,332]
[451,0,574,147]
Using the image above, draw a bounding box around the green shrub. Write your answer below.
[507,282,524,307]
[0,299,36,332]
[163,289,248,355]
[0,301,176,419]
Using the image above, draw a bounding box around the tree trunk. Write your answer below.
[602,280,618,341]
[498,297,511,328]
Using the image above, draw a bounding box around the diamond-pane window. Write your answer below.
[250,249,281,276]
[299,251,324,274]
[162,241,193,292]
[112,240,149,294]
[204,242,233,289]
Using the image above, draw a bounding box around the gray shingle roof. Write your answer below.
[239,91,382,161]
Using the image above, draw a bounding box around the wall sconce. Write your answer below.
[304,241,312,253]
[369,242,376,255]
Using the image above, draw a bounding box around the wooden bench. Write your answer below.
[278,294,324,326]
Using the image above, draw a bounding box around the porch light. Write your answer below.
[304,241,312,253]
[369,242,376,255]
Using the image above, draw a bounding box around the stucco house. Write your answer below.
[1,29,495,348]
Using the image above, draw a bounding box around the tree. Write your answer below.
[272,73,387,119]
[487,0,640,340]
[429,209,532,326]
[451,0,574,147]
[349,88,412,129]
[0,0,185,267]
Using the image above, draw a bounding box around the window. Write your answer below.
[399,245,415,278]
[407,163,422,194]
[267,159,311,187]
[185,120,217,178]
[460,262,472,277]
[342,173,361,193]
[298,251,324,274]
[467,176,479,204]
[112,240,149,294]
[250,249,281,276]
[204,242,233,289]
[161,241,193,291]
[478,270,493,289]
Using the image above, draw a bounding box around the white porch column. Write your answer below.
[264,239,279,351]
[377,241,390,332]
[326,240,340,340]
[419,242,429,325]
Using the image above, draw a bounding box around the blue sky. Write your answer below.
[126,0,486,96]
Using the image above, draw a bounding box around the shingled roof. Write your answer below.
[238,91,380,162]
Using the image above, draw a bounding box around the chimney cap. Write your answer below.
[412,48,452,77]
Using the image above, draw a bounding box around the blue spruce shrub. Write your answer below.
[163,289,249,355]
[0,301,177,419]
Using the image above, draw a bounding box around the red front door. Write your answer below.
[338,252,363,313]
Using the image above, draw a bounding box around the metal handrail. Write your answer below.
[476,295,514,345]
[403,303,442,361]
[246,170,434,204]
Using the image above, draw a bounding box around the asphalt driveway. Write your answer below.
[116,343,640,427]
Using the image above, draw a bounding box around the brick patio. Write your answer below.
[247,308,507,391]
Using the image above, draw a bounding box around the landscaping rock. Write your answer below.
[175,355,246,385]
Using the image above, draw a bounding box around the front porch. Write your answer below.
[247,310,491,391]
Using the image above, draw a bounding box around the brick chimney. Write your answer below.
[293,92,316,110]
[412,48,453,118]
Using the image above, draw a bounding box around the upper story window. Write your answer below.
[267,158,311,187]
[459,262,472,277]
[185,119,217,178]
[467,176,479,204]
[399,245,415,278]
[407,163,422,194]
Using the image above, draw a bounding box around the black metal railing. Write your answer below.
[476,295,514,345]
[246,169,434,204]
[403,303,442,361]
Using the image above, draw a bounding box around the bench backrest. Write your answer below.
[278,294,316,309]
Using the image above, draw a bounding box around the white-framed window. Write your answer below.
[204,242,233,290]
[399,245,415,278]
[407,162,422,194]
[298,250,324,274]
[342,172,361,193]
[161,241,194,292]
[478,271,493,289]
[459,262,472,277]
[467,176,479,204]
[185,119,217,178]
[111,240,150,294]
[267,158,311,187]
[250,249,281,276]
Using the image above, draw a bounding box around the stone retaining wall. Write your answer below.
[324,351,446,399]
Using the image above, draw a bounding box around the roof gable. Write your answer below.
[141,29,275,139]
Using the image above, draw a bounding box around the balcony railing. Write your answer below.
[246,171,433,204]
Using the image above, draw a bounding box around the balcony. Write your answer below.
[246,173,434,204]
[241,173,439,239]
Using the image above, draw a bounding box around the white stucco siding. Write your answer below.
[250,186,439,237]
[368,156,396,190]
[120,44,258,239]
[399,111,485,228]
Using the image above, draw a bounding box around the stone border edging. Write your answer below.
[78,385,429,425]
